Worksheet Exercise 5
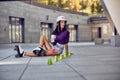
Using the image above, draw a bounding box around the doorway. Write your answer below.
[41,22,53,41]
[9,16,24,43]
[68,25,78,42]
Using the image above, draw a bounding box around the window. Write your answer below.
[41,23,52,41]
[9,16,24,43]
[68,25,77,42]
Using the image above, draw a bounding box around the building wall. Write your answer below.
[0,1,91,43]
[78,24,92,42]
[102,0,120,35]
[0,15,9,43]
[91,22,113,42]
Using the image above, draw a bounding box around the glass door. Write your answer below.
[41,23,52,41]
[68,25,77,42]
[9,16,24,43]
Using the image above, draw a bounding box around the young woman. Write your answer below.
[14,16,70,58]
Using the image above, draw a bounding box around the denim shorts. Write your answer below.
[52,43,64,55]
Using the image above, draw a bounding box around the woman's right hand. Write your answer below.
[51,35,56,43]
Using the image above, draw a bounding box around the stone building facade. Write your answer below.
[1,1,115,44]
[0,1,92,44]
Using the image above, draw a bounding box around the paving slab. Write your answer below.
[21,66,84,80]
[0,43,120,80]
[0,65,26,80]
[0,55,31,80]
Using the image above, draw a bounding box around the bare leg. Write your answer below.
[39,35,58,55]
[45,50,58,56]
[39,35,51,50]
[24,35,57,57]
[24,52,36,57]
[24,50,57,57]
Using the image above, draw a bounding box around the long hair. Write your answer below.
[52,21,67,35]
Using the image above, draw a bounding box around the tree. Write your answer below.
[79,0,88,11]
[95,1,104,14]
[91,3,95,14]
[58,0,66,8]
[35,0,48,5]
[65,0,80,11]
[48,0,57,6]
[65,0,74,10]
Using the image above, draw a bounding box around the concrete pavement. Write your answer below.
[0,42,120,80]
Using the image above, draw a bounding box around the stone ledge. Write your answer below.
[94,38,104,45]
[110,35,120,47]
